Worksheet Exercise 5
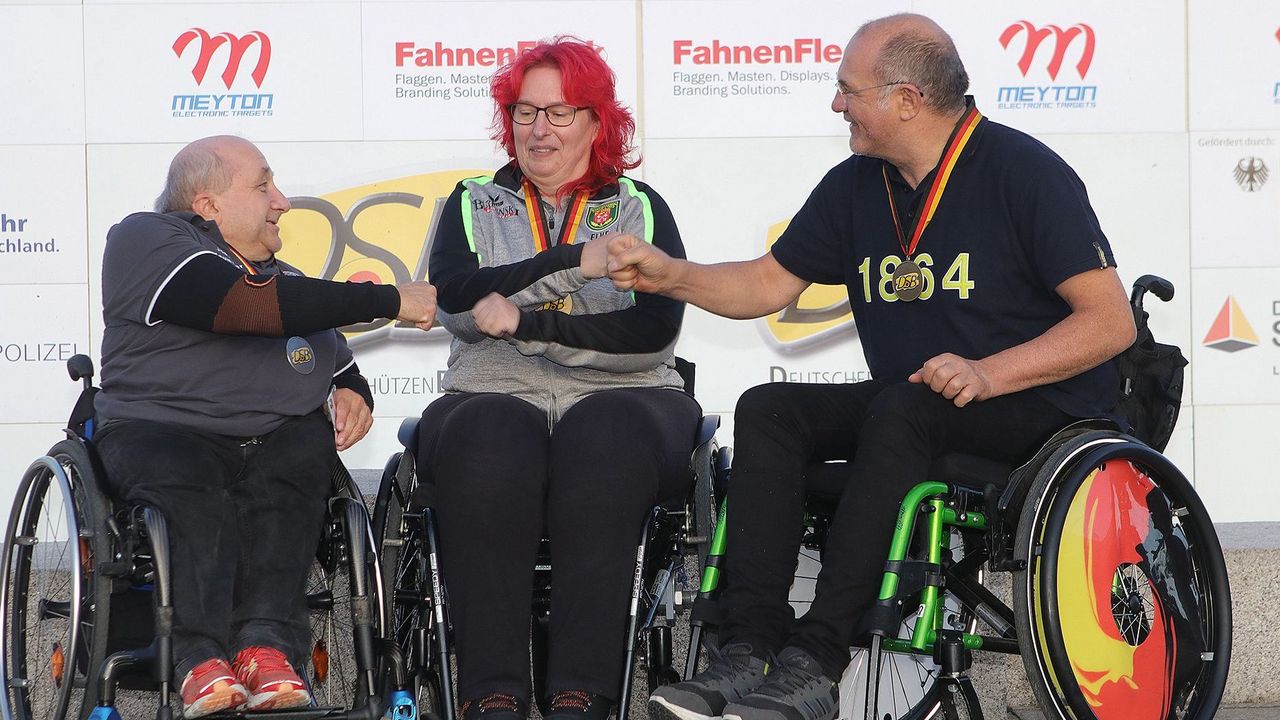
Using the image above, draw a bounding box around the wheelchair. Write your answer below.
[683,276,1232,720]
[0,355,412,720]
[370,361,721,720]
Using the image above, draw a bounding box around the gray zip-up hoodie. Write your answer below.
[430,164,687,424]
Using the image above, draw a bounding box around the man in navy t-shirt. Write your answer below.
[94,136,437,718]
[611,13,1136,720]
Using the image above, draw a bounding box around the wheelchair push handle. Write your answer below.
[67,353,95,389]
[1130,274,1174,311]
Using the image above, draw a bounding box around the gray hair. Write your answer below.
[153,138,236,213]
[860,15,970,114]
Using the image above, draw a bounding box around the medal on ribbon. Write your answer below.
[882,105,983,302]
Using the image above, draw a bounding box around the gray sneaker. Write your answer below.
[721,646,838,720]
[649,643,768,720]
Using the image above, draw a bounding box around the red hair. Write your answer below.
[490,37,639,197]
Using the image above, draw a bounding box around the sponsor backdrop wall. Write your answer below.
[1,0,1277,523]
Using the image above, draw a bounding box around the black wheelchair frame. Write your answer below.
[370,391,721,720]
[0,357,412,720]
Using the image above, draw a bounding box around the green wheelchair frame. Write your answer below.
[684,277,1232,720]
[689,425,1233,720]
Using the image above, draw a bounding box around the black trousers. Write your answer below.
[94,412,334,678]
[417,388,701,703]
[717,380,1072,678]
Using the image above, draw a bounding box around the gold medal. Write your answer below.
[881,103,983,304]
[892,260,924,301]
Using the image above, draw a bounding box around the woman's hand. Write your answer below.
[473,292,521,338]
[579,236,610,279]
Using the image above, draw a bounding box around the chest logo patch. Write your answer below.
[585,201,620,231]
[286,336,316,375]
[540,296,573,314]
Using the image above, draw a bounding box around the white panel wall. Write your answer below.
[1,0,1278,523]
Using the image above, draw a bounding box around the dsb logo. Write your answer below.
[999,21,1094,81]
[172,28,272,89]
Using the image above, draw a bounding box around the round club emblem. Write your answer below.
[286,336,316,375]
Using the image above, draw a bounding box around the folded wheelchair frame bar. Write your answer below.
[404,489,460,717]
[94,507,174,720]
[683,498,728,682]
[411,500,456,720]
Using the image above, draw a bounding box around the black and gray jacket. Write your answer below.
[431,164,687,423]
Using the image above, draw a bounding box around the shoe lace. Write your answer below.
[760,656,827,699]
[701,642,757,682]
[548,690,592,711]
[237,647,291,675]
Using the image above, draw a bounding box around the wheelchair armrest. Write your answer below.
[397,417,420,450]
[694,415,720,450]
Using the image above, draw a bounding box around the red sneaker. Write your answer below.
[232,646,313,711]
[179,658,248,719]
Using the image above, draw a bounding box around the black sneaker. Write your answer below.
[543,690,613,720]
[649,643,768,720]
[721,647,837,720]
[459,692,528,720]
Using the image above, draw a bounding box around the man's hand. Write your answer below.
[579,236,609,279]
[396,281,437,330]
[473,292,520,338]
[909,353,994,408]
[607,234,674,294]
[332,388,373,451]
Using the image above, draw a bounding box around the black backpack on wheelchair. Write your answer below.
[1113,275,1188,453]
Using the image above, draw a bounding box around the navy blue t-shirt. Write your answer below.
[771,117,1119,419]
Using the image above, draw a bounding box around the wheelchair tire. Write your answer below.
[827,530,983,720]
[1,439,113,720]
[1013,434,1231,720]
[373,451,446,720]
[689,439,722,575]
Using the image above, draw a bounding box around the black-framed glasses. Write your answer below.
[834,81,923,99]
[508,103,585,127]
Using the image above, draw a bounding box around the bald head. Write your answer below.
[851,13,969,114]
[154,135,254,213]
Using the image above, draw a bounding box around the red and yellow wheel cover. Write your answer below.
[1054,460,1174,720]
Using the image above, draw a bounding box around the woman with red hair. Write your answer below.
[418,37,700,720]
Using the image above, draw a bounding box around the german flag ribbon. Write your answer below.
[224,243,261,276]
[521,179,590,253]
[882,104,984,258]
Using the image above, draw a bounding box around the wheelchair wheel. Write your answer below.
[1,440,113,720]
[833,530,983,720]
[373,451,445,720]
[1013,434,1231,720]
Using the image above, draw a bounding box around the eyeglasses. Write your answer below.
[834,81,923,99]
[508,103,585,127]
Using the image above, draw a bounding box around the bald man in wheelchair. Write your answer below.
[93,135,436,718]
